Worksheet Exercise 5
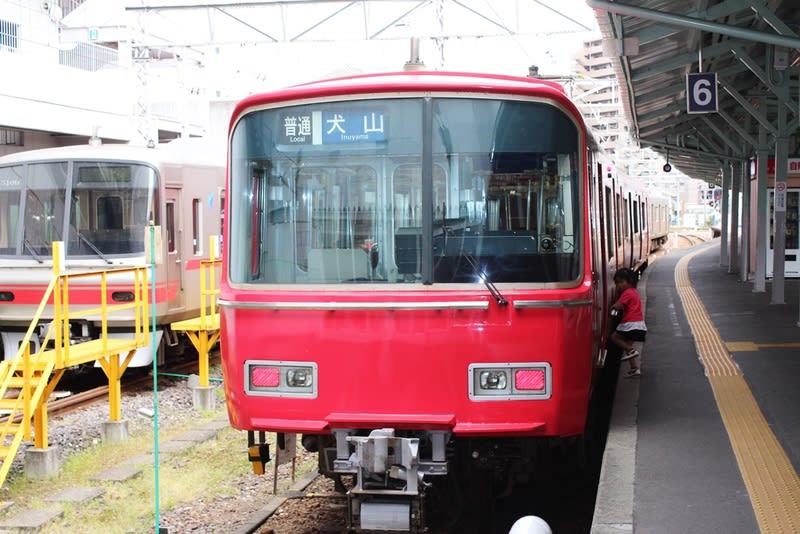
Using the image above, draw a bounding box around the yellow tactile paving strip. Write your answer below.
[726,341,800,352]
[676,246,800,533]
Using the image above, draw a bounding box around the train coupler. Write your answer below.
[247,431,271,475]
[334,428,448,532]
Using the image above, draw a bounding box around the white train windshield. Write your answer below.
[0,161,158,259]
[229,96,582,285]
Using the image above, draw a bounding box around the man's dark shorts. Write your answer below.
[616,329,647,342]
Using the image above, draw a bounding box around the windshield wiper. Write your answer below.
[23,239,44,264]
[76,231,112,264]
[463,253,507,306]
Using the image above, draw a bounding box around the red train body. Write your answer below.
[220,71,666,532]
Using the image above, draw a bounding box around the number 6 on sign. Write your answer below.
[687,72,718,114]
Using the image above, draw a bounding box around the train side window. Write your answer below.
[218,188,225,245]
[166,201,176,253]
[192,198,202,255]
[623,197,630,238]
[641,202,647,231]
[604,186,613,261]
[632,199,639,233]
[615,192,621,247]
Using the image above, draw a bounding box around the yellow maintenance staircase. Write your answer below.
[170,239,221,390]
[0,242,150,488]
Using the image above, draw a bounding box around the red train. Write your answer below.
[219,71,666,532]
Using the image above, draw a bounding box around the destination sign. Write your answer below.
[0,177,21,189]
[279,109,386,146]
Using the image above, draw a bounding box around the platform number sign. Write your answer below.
[687,72,718,113]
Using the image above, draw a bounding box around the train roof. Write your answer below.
[0,138,226,169]
[232,70,580,129]
[291,70,567,94]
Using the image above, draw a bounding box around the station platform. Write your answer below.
[593,241,800,534]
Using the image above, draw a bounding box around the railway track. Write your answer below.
[672,232,709,249]
[2,351,220,422]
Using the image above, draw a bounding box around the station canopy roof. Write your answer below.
[588,0,800,184]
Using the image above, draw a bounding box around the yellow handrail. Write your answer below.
[198,236,222,329]
[0,241,153,487]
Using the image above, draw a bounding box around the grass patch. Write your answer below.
[1,399,317,533]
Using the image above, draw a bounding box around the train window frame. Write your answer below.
[229,93,585,287]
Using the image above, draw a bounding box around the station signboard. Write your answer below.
[749,157,800,180]
[686,72,718,114]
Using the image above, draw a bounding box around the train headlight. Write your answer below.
[0,291,14,302]
[245,360,317,398]
[286,368,313,387]
[469,363,551,400]
[479,370,507,390]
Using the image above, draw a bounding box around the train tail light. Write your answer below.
[515,369,546,391]
[469,363,551,400]
[245,360,317,398]
[251,366,280,387]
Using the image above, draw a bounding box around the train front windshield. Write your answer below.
[230,96,582,285]
[0,161,158,259]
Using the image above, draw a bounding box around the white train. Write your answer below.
[0,139,226,367]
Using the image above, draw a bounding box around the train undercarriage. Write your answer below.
[245,427,593,533]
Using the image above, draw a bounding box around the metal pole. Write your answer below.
[772,90,788,305]
[720,164,730,266]
[754,124,768,292]
[150,224,162,531]
[739,157,750,282]
[729,160,740,274]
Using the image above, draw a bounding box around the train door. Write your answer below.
[591,160,608,366]
[165,188,185,312]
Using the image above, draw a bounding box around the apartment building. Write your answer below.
[0,0,210,156]
[569,38,713,226]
